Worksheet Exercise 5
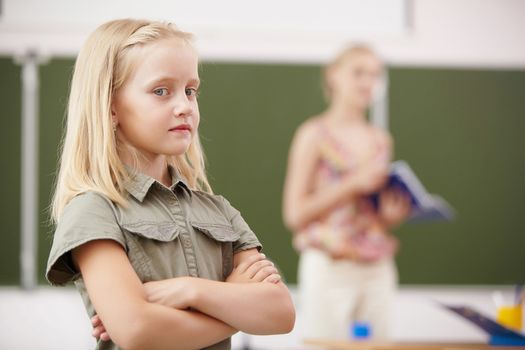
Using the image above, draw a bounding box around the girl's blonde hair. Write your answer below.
[51,18,211,222]
[322,44,379,102]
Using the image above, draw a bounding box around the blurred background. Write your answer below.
[1,0,524,349]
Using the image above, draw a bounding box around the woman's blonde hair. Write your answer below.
[51,18,211,222]
[322,44,379,102]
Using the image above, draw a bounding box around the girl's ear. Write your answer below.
[110,100,118,121]
[110,104,119,131]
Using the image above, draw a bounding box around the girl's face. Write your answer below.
[113,38,200,161]
[329,52,383,110]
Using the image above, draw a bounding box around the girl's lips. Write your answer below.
[169,124,192,132]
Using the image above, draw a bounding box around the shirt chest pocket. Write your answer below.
[191,222,240,280]
[120,221,182,281]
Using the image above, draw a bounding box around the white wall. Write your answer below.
[382,0,525,68]
[1,286,522,349]
[0,0,524,68]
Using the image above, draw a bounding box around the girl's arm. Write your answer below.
[189,248,295,334]
[73,239,236,350]
[145,248,295,335]
[283,121,386,231]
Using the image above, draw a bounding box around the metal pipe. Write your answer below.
[371,70,390,130]
[18,51,40,290]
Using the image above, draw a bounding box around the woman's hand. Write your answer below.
[328,238,385,262]
[328,240,359,261]
[329,232,399,263]
[378,188,411,227]
[226,253,281,284]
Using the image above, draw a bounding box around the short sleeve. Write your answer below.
[220,196,262,253]
[46,191,126,286]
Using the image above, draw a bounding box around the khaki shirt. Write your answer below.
[46,168,262,350]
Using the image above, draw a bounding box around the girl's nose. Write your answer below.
[172,92,193,118]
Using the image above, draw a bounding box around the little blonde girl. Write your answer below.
[46,19,294,350]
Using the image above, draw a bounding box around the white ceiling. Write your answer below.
[1,0,524,68]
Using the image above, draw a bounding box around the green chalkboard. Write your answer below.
[196,64,525,285]
[389,68,525,284]
[38,59,74,283]
[0,58,21,284]
[197,63,325,284]
[1,56,524,285]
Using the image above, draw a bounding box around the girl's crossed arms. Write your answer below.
[84,248,292,346]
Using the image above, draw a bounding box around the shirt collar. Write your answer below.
[123,165,192,202]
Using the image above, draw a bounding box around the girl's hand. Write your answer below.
[379,188,411,227]
[143,277,194,310]
[91,314,110,342]
[226,253,281,284]
[90,277,195,340]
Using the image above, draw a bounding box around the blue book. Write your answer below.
[441,304,525,346]
[370,160,455,223]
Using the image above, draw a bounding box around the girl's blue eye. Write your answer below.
[153,88,168,96]
[185,88,199,98]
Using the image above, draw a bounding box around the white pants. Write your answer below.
[298,249,398,340]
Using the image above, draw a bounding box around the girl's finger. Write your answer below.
[92,325,105,338]
[100,332,111,341]
[236,253,266,273]
[245,260,274,279]
[252,266,279,282]
[263,274,281,284]
[91,314,100,326]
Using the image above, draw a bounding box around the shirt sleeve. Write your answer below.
[220,196,262,253]
[46,191,126,286]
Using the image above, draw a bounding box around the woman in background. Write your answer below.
[283,45,410,340]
